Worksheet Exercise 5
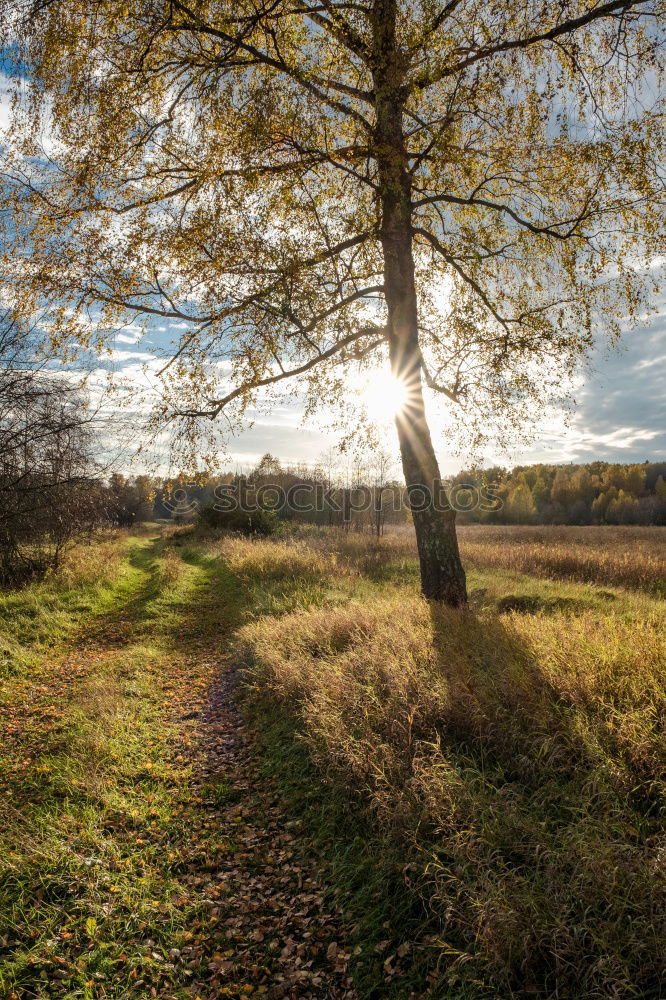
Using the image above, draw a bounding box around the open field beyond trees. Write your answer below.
[0,524,664,1000]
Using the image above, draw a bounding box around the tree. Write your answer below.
[319,447,341,526]
[253,454,284,481]
[107,473,155,525]
[2,1,664,603]
[591,489,609,523]
[371,448,395,536]
[656,475,666,500]
[507,482,536,524]
[0,311,102,582]
[571,468,595,505]
[620,464,646,497]
[606,488,635,523]
[551,468,573,509]
[532,475,550,512]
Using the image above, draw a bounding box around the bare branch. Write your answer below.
[419,354,461,403]
[412,0,654,89]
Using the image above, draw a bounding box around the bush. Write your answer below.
[197,502,279,536]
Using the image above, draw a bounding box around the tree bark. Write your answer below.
[372,0,467,605]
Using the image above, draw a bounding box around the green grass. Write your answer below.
[0,530,247,1000]
[250,711,443,999]
[1,525,664,1000]
[0,534,131,681]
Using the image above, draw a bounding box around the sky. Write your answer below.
[238,306,666,473]
[91,296,666,477]
[1,68,664,477]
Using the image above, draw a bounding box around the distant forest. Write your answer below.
[452,461,666,526]
[111,457,666,528]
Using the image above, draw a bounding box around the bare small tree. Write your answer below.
[0,312,103,583]
[371,450,395,537]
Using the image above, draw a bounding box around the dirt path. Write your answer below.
[183,662,358,999]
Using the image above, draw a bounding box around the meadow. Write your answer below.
[0,523,664,999]
[311,523,665,596]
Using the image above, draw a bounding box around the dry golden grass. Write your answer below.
[53,531,128,588]
[239,529,666,998]
[287,523,666,598]
[291,523,665,594]
[155,544,186,586]
[458,524,666,595]
[218,535,339,581]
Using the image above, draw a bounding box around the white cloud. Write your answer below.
[107,349,156,362]
[0,74,12,136]
[633,354,666,372]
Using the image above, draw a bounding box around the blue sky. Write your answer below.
[1,68,664,475]
[93,296,666,475]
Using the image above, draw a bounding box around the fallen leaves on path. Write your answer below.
[176,660,358,999]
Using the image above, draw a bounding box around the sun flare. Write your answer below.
[361,369,409,425]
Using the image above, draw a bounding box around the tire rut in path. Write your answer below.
[189,661,358,999]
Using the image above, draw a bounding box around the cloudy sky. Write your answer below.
[244,306,666,472]
[2,69,664,476]
[92,298,666,476]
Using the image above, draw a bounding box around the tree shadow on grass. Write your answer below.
[425,603,581,783]
[418,602,665,998]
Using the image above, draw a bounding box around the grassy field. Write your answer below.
[0,524,664,999]
[459,524,666,595]
[309,523,665,596]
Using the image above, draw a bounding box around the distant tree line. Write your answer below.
[5,440,662,587]
[4,309,662,588]
[452,462,666,526]
[108,453,407,537]
[110,456,666,532]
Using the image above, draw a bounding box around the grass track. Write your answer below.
[0,531,250,999]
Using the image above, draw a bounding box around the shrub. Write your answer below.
[197,502,279,536]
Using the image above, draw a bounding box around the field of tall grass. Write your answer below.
[234,525,666,998]
[459,524,666,595]
[296,523,665,595]
[1,523,664,999]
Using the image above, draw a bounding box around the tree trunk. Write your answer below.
[372,0,467,605]
[394,372,467,605]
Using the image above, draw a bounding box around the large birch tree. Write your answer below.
[1,0,664,603]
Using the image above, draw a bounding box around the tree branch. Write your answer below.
[413,226,513,332]
[187,328,386,417]
[300,1,371,63]
[419,354,461,403]
[412,0,653,89]
[413,191,593,240]
[168,0,374,131]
